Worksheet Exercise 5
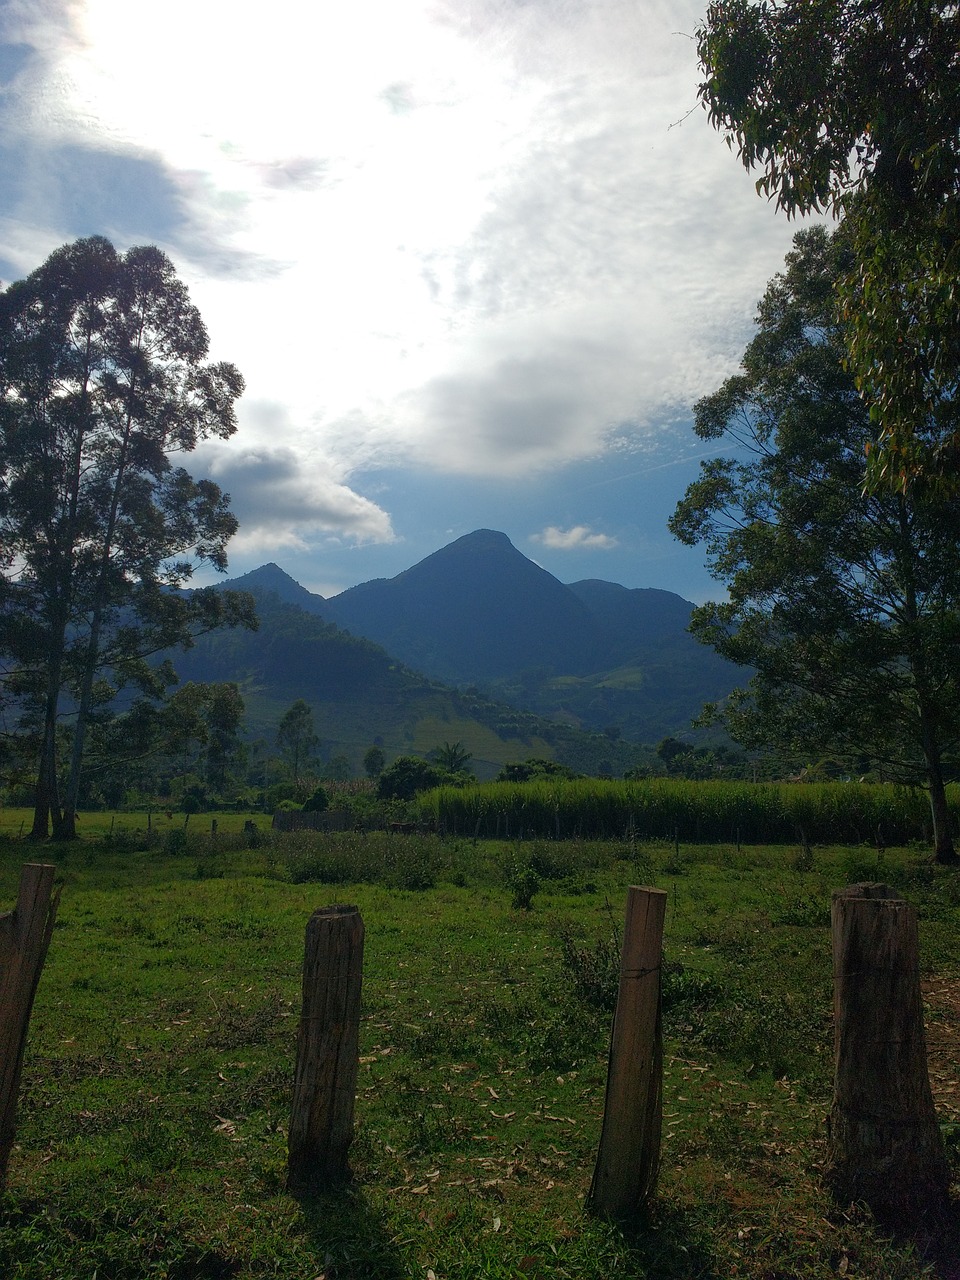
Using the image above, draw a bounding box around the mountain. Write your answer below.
[566,579,695,659]
[221,562,326,616]
[316,531,742,733]
[209,529,745,747]
[321,529,599,681]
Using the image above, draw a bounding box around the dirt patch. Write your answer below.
[924,976,960,1124]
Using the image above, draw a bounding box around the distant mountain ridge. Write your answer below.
[214,530,743,743]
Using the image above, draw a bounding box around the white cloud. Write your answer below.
[198,437,395,555]
[0,0,806,571]
[532,525,619,551]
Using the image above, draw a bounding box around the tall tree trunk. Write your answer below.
[28,729,56,842]
[55,609,105,841]
[895,501,957,864]
[30,625,66,841]
[922,730,957,864]
[57,344,140,841]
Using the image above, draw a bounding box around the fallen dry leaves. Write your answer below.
[923,975,960,1124]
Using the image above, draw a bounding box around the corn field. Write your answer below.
[419,777,951,845]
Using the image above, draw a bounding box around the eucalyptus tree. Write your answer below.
[202,682,247,796]
[0,236,255,839]
[697,1,960,486]
[276,699,319,790]
[670,227,960,862]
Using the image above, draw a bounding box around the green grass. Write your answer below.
[0,826,956,1277]
[423,777,948,845]
[0,807,268,838]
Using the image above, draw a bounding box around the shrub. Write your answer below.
[302,785,330,813]
[555,925,620,1012]
[377,756,449,801]
[504,855,540,910]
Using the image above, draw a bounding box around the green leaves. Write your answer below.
[275,699,320,788]
[697,0,960,485]
[0,237,251,836]
[670,225,960,855]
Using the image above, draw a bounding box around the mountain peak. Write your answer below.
[456,528,513,548]
[407,528,519,565]
[323,528,595,681]
[223,562,326,613]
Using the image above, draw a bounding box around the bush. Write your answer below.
[275,831,442,892]
[302,785,330,813]
[377,756,448,801]
[504,855,540,910]
[555,925,620,1012]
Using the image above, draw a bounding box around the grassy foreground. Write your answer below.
[0,825,958,1278]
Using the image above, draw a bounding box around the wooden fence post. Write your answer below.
[0,864,59,1188]
[826,882,949,1221]
[588,885,667,1219]
[287,904,364,1192]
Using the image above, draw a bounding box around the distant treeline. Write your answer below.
[421,778,953,846]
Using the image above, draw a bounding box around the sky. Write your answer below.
[0,0,814,603]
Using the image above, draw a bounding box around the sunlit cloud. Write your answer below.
[532,525,619,551]
[0,0,806,595]
[200,442,395,555]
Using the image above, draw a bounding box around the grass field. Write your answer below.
[0,822,957,1278]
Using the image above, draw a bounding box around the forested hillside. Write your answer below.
[173,589,656,779]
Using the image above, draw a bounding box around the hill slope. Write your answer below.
[174,588,654,778]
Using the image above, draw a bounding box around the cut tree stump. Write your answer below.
[826,882,949,1222]
[587,885,666,1219]
[287,904,364,1192]
[0,864,59,1187]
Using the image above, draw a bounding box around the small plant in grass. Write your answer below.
[764,889,831,927]
[102,827,146,854]
[661,845,689,876]
[285,847,357,884]
[272,830,442,889]
[163,828,189,856]
[527,841,568,881]
[792,830,815,872]
[504,854,540,909]
[662,959,725,1011]
[242,818,266,848]
[841,847,888,884]
[629,840,656,879]
[382,837,438,891]
[555,924,620,1012]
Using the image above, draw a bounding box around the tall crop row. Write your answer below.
[420,778,946,845]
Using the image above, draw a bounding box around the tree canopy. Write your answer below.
[697,1,960,485]
[275,699,319,789]
[670,226,960,861]
[0,236,255,837]
[376,756,450,802]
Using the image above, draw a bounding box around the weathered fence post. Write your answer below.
[0,864,59,1187]
[826,882,949,1221]
[287,904,364,1192]
[588,885,666,1218]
